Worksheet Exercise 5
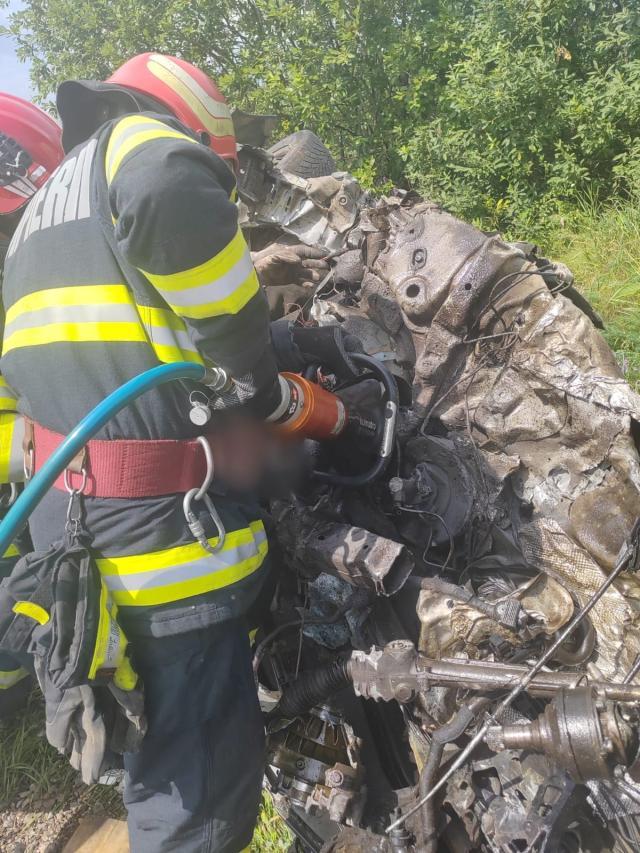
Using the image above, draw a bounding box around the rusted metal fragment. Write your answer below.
[276,508,413,595]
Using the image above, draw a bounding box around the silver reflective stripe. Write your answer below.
[106,118,176,179]
[102,531,267,593]
[4,302,140,336]
[144,323,199,354]
[155,248,254,309]
[0,381,17,402]
[0,667,28,689]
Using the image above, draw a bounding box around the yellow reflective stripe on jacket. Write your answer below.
[0,667,28,689]
[105,115,197,185]
[3,284,145,354]
[0,413,25,483]
[2,543,19,559]
[140,227,259,319]
[96,521,268,607]
[135,303,204,366]
[0,376,17,412]
[5,283,134,324]
[3,284,203,365]
[88,579,134,688]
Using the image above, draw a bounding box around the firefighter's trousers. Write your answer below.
[123,618,264,853]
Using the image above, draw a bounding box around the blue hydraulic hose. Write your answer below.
[0,361,206,556]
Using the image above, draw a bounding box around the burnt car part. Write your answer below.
[275,512,413,596]
[266,703,365,826]
[244,136,640,852]
[485,687,639,782]
[273,642,640,720]
[387,523,640,835]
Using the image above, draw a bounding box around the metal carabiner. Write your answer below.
[183,488,226,554]
[194,435,214,500]
[64,467,88,496]
[0,483,17,509]
[183,435,225,552]
[23,446,34,481]
[64,467,87,539]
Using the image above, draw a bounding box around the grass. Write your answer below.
[253,795,293,852]
[0,691,120,815]
[546,195,640,390]
[0,690,291,850]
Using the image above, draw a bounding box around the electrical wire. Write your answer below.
[396,506,455,572]
[252,597,356,674]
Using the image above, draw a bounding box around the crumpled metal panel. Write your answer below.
[340,199,640,677]
[518,517,640,677]
[239,166,366,252]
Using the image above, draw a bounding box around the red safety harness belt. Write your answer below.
[28,421,212,498]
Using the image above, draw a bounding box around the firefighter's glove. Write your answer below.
[271,319,363,379]
[252,243,329,287]
[35,664,146,784]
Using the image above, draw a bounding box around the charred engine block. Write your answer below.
[267,704,365,825]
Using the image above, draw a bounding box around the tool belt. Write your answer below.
[24,419,215,498]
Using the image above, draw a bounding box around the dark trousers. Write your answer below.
[123,619,265,853]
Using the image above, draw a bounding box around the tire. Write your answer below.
[268,130,336,179]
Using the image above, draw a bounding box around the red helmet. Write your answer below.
[0,93,63,217]
[109,53,237,168]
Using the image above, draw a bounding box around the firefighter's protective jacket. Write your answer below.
[0,238,31,706]
[0,113,276,636]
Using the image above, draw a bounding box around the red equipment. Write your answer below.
[272,373,348,441]
[107,53,238,169]
[0,93,63,217]
[28,421,216,498]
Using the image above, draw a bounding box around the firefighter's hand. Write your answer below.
[252,244,329,287]
[210,415,277,491]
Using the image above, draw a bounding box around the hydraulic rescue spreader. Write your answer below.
[0,354,398,555]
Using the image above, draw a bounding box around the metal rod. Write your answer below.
[386,531,637,834]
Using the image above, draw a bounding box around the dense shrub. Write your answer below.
[5,0,640,235]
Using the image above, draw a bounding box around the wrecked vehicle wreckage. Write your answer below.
[238,132,640,852]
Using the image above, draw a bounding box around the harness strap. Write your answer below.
[30,420,212,498]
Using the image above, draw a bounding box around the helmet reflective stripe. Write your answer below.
[3,181,33,200]
[146,54,234,138]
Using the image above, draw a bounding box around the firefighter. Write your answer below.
[0,92,63,716]
[0,54,326,851]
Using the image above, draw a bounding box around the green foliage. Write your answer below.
[5,0,640,236]
[548,192,640,390]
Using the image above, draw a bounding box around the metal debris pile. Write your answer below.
[239,133,640,852]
